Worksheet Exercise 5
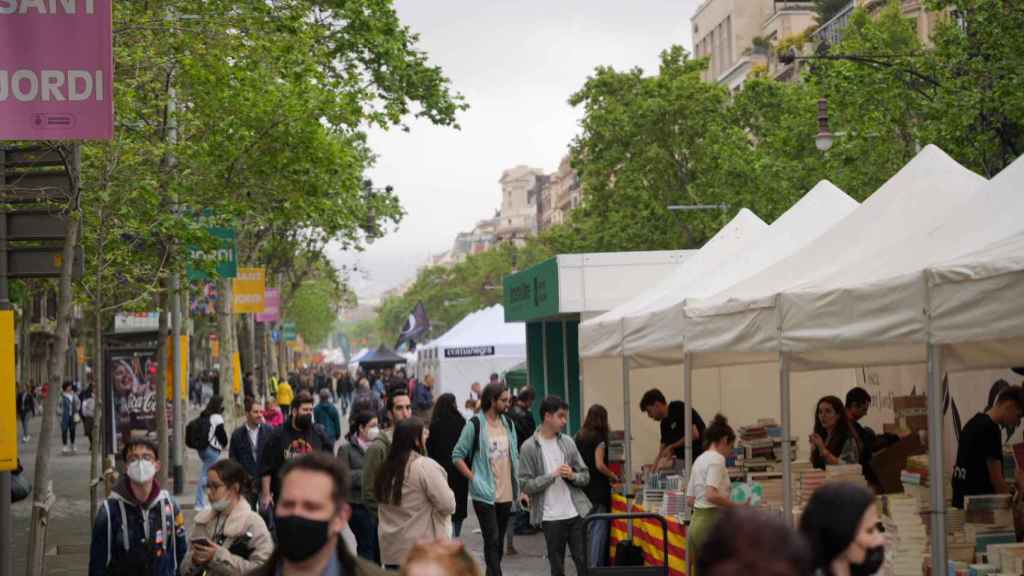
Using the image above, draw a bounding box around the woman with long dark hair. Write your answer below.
[338,409,381,562]
[427,393,470,537]
[799,482,885,576]
[810,396,860,470]
[575,404,617,567]
[375,418,456,570]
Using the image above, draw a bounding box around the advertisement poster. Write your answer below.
[255,288,280,323]
[0,0,113,139]
[107,349,171,454]
[232,267,266,313]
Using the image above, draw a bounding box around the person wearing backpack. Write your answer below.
[452,382,520,576]
[88,438,188,576]
[192,396,228,510]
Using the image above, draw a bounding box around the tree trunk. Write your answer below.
[155,289,170,489]
[89,306,103,522]
[26,146,82,576]
[20,283,33,392]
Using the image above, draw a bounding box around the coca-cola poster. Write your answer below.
[108,349,170,453]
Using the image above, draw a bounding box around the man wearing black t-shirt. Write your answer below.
[952,386,1024,508]
[640,388,706,471]
[259,391,333,510]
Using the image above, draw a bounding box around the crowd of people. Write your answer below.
[82,362,1013,576]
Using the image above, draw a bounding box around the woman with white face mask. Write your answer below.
[181,459,273,576]
[338,410,381,562]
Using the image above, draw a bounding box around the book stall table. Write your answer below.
[608,494,688,575]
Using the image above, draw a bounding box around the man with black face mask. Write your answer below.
[250,452,387,576]
[260,391,333,512]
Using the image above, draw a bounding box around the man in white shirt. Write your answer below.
[518,396,591,576]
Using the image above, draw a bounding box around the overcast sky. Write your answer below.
[329,1,702,303]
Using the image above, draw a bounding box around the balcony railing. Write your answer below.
[811,1,856,46]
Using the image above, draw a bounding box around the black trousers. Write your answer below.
[542,516,586,576]
[473,500,513,576]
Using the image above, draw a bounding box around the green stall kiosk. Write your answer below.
[503,251,695,433]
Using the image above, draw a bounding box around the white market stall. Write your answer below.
[417,304,526,414]
[683,145,1018,572]
[579,180,860,486]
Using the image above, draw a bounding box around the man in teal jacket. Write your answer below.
[453,382,520,576]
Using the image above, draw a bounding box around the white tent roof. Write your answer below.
[686,145,987,368]
[580,208,769,358]
[421,304,525,357]
[775,150,1023,371]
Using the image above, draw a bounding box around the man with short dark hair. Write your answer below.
[953,386,1024,508]
[260,391,332,511]
[250,452,387,576]
[519,396,591,576]
[362,387,413,519]
[89,439,188,576]
[230,398,272,501]
[453,382,520,576]
[845,387,901,489]
[640,388,706,470]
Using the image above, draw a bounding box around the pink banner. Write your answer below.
[256,288,280,323]
[0,0,113,140]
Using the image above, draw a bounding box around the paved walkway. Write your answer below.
[9,406,578,575]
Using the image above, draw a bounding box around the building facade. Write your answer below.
[692,0,942,89]
[539,155,582,231]
[496,165,546,242]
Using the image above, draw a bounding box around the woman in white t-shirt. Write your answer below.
[686,414,738,576]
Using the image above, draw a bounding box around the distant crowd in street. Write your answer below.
[74,361,894,576]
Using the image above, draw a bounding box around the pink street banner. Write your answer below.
[0,0,114,140]
[256,288,281,323]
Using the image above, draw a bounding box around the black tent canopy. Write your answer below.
[358,345,408,369]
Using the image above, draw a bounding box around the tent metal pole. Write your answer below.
[780,353,793,526]
[684,353,693,522]
[622,354,633,539]
[927,344,946,575]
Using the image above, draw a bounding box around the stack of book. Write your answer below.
[798,468,827,504]
[661,490,687,517]
[881,494,929,576]
[735,419,798,473]
[964,495,1016,565]
[825,463,867,485]
[608,430,626,463]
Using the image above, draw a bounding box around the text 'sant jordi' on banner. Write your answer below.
[0,0,113,140]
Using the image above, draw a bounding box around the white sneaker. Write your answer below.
[71,446,77,454]
[61,446,70,454]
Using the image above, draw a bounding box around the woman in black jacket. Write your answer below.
[426,393,469,537]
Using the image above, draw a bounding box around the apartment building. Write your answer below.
[496,165,546,242]
[539,155,582,231]
[693,0,941,89]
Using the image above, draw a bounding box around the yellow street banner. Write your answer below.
[232,352,242,395]
[210,334,220,358]
[0,311,17,471]
[232,267,266,314]
[165,336,190,399]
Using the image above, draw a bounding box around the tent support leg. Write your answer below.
[684,353,693,486]
[780,353,793,526]
[927,344,946,576]
[622,354,633,540]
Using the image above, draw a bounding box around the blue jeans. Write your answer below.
[586,504,609,567]
[195,447,220,508]
[452,515,465,538]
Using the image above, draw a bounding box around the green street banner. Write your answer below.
[187,227,237,280]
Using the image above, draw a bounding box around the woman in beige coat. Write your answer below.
[375,418,456,569]
[181,459,273,576]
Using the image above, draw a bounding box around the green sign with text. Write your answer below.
[187,227,238,280]
[503,258,559,322]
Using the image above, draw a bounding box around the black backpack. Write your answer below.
[185,415,211,451]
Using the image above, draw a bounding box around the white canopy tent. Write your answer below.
[580,208,769,358]
[418,304,526,414]
[578,181,858,525]
[683,145,993,571]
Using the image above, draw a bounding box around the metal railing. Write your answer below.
[811,1,856,46]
